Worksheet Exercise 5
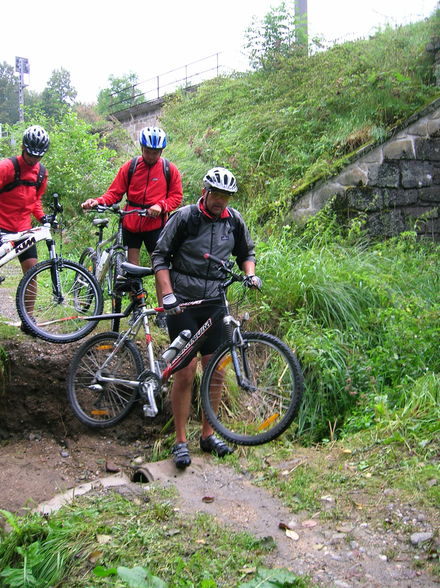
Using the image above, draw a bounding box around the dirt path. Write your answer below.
[0,282,438,587]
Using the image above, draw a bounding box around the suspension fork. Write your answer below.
[46,239,64,302]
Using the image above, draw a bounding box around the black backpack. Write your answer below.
[126,156,170,192]
[0,156,46,194]
[174,203,240,243]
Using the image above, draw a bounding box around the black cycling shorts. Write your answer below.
[122,227,162,254]
[0,229,37,262]
[166,301,225,359]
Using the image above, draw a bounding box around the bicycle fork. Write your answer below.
[224,316,256,393]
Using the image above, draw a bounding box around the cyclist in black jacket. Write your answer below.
[152,167,261,469]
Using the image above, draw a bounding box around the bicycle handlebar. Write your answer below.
[203,252,244,286]
[93,204,149,217]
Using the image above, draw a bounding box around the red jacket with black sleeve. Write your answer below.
[96,157,183,233]
[0,155,48,232]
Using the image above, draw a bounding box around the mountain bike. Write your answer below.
[78,204,149,331]
[67,254,304,446]
[1,194,104,344]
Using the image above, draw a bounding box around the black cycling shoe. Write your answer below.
[200,435,234,457]
[172,442,191,469]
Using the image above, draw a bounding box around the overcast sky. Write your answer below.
[1,0,438,103]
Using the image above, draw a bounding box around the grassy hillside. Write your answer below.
[161,11,440,230]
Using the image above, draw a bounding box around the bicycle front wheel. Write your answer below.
[201,332,304,446]
[16,259,104,343]
[67,331,144,428]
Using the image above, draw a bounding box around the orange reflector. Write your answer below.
[91,410,109,416]
[97,345,113,350]
[216,356,232,372]
[258,413,279,431]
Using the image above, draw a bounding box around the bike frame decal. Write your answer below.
[162,317,213,379]
[15,236,36,253]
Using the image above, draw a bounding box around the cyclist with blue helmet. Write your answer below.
[81,126,183,306]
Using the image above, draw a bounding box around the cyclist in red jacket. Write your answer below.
[81,126,183,308]
[0,125,50,276]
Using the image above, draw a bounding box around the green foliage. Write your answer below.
[0,61,20,125]
[0,110,125,222]
[97,72,145,115]
[249,206,440,442]
[244,1,308,71]
[41,68,77,120]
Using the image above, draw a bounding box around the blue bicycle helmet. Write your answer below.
[139,127,167,149]
[203,167,238,193]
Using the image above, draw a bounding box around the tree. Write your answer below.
[41,68,77,119]
[0,61,19,125]
[244,1,306,71]
[97,72,145,115]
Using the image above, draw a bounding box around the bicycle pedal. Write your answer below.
[143,404,159,418]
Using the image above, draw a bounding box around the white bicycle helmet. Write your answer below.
[22,125,50,156]
[139,126,167,149]
[203,167,238,194]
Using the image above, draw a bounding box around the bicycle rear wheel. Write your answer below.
[79,247,97,275]
[110,250,126,332]
[201,332,303,446]
[16,258,103,343]
[67,331,144,428]
[75,247,98,313]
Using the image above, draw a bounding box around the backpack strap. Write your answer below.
[36,163,46,190]
[0,157,45,194]
[126,156,171,194]
[126,156,139,189]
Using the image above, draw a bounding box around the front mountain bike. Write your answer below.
[67,256,304,446]
[15,195,104,344]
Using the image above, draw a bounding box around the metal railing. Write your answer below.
[108,53,221,114]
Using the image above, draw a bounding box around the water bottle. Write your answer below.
[0,241,14,259]
[162,329,192,364]
[96,250,109,277]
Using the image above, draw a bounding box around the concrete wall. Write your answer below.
[290,97,440,240]
[110,97,164,143]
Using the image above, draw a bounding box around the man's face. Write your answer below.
[141,146,163,166]
[22,148,43,166]
[204,189,232,217]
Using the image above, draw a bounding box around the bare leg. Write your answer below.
[127,248,140,265]
[171,357,199,444]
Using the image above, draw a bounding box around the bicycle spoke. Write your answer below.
[67,332,143,427]
[202,332,303,445]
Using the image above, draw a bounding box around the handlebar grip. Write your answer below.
[204,252,226,267]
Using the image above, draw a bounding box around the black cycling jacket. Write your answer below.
[152,201,256,301]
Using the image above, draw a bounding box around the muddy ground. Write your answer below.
[0,282,439,587]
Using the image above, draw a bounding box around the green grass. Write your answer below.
[0,486,311,587]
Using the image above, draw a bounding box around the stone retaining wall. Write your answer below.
[290,97,440,240]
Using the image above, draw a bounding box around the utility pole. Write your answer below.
[15,56,30,122]
[295,0,308,51]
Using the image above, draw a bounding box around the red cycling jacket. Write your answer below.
[0,155,47,232]
[96,156,183,233]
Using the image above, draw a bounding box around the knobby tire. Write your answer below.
[201,332,303,446]
[67,331,144,428]
[16,258,103,343]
